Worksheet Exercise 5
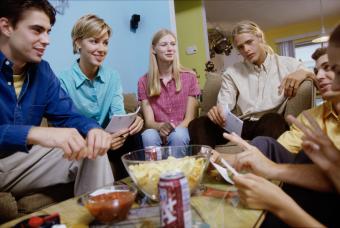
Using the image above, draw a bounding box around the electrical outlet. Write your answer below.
[186,45,197,55]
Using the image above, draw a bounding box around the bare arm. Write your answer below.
[234,174,325,227]
[140,99,162,130]
[287,113,340,192]
[223,132,334,192]
[178,96,199,128]
[27,126,111,160]
[27,126,88,160]
[270,163,333,192]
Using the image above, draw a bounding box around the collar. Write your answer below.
[72,60,105,88]
[323,101,339,121]
[0,51,37,76]
[0,51,14,70]
[245,53,272,73]
[160,76,174,85]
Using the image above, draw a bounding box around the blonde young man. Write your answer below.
[189,20,313,148]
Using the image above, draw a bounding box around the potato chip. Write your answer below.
[128,156,206,199]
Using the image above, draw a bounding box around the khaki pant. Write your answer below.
[0,145,114,197]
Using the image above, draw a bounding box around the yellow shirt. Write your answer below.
[13,74,25,97]
[278,101,340,153]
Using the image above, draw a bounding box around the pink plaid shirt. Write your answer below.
[138,71,200,126]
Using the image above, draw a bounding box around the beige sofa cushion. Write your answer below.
[284,79,315,118]
[0,192,18,223]
[123,93,139,113]
[201,72,222,115]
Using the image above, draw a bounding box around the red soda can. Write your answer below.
[158,171,192,228]
[145,146,161,161]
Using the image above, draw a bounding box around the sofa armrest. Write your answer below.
[284,79,316,118]
[0,192,18,223]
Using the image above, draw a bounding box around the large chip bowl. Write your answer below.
[121,145,212,201]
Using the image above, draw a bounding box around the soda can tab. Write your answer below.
[145,146,162,161]
[158,171,192,228]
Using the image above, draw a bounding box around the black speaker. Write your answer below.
[130,14,140,30]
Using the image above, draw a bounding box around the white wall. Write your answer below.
[45,0,174,93]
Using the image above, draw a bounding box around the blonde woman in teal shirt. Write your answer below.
[58,14,144,179]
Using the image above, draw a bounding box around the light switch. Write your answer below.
[186,45,197,55]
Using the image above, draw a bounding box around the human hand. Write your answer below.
[129,116,144,135]
[279,69,309,98]
[287,113,340,192]
[110,129,129,150]
[223,132,278,178]
[234,173,289,211]
[159,122,175,137]
[27,127,88,160]
[86,128,112,159]
[207,105,226,127]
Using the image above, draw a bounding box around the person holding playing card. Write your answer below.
[188,20,314,148]
[137,29,200,147]
[217,24,340,228]
[58,15,144,180]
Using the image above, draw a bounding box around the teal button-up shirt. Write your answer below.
[58,62,125,127]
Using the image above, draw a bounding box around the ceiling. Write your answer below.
[204,0,340,31]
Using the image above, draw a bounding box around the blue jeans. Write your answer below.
[141,127,190,148]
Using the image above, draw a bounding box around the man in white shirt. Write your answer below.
[189,20,314,148]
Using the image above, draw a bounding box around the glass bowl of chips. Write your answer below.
[121,145,212,201]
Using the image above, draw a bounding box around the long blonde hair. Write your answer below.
[147,29,187,97]
[231,20,273,54]
[71,14,112,54]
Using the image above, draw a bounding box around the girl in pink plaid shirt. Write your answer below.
[138,29,201,148]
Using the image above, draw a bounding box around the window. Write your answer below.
[295,42,328,106]
[295,42,324,70]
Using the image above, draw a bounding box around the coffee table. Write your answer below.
[0,175,265,228]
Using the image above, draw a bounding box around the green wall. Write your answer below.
[174,0,208,88]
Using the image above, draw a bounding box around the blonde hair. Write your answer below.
[71,14,112,54]
[147,29,188,97]
[231,20,273,54]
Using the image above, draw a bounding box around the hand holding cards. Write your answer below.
[223,106,243,136]
[210,150,239,184]
[105,106,140,133]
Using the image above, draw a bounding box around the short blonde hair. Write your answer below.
[71,14,111,54]
[147,29,187,97]
[231,20,273,54]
